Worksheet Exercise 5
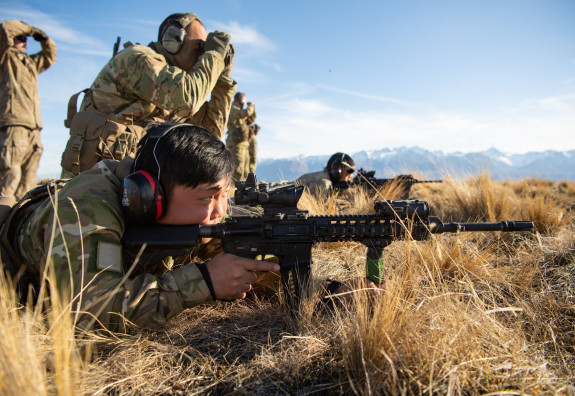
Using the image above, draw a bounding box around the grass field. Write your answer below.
[1,174,574,395]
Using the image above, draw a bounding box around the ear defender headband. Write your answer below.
[159,13,200,54]
[328,152,346,181]
[121,123,194,225]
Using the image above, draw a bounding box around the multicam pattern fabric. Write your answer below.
[15,158,214,331]
[295,169,333,193]
[226,102,256,181]
[81,42,234,137]
[61,41,236,175]
[248,135,257,174]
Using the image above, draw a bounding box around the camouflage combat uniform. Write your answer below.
[296,169,333,193]
[11,157,214,331]
[0,20,57,201]
[248,134,257,174]
[61,39,236,177]
[225,102,256,182]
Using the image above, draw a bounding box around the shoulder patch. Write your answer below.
[97,242,123,273]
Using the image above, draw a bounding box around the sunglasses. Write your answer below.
[346,168,355,174]
[14,35,27,43]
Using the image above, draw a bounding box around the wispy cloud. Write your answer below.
[507,92,575,113]
[257,94,575,159]
[208,20,275,52]
[316,84,411,106]
[0,6,110,56]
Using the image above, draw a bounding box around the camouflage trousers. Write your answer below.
[228,141,250,183]
[0,126,43,201]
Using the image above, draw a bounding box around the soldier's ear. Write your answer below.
[121,171,166,225]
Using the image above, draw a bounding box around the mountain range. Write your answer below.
[254,147,575,183]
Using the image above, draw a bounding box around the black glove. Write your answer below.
[32,27,48,42]
[204,31,231,59]
[222,43,235,78]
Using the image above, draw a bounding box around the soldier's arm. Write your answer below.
[0,20,33,56]
[42,194,214,331]
[125,47,225,118]
[186,74,236,140]
[30,36,57,73]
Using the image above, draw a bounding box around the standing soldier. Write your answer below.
[60,12,236,177]
[248,124,260,174]
[0,20,57,206]
[225,92,256,182]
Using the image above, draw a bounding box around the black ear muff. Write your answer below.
[329,166,342,181]
[161,20,187,54]
[122,170,165,225]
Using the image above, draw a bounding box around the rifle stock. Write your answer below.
[122,173,534,310]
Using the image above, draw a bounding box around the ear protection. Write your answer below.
[328,152,346,181]
[159,13,199,55]
[121,123,193,224]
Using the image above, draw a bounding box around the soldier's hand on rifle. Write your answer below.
[206,252,280,300]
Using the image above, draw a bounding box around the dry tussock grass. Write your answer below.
[1,175,574,395]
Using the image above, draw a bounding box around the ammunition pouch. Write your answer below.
[61,90,145,176]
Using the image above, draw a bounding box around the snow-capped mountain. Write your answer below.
[254,147,575,182]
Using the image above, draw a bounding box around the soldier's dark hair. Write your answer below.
[135,124,234,198]
[234,92,246,102]
[327,152,355,172]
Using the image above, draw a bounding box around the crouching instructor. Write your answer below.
[2,123,279,331]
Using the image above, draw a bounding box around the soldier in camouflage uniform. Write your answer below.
[296,152,355,193]
[60,13,236,177]
[225,92,256,182]
[4,123,279,331]
[248,124,260,174]
[0,20,56,204]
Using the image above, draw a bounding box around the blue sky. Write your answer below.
[2,0,574,178]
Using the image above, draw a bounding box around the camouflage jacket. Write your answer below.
[225,102,256,146]
[295,169,332,193]
[0,20,57,130]
[14,157,214,331]
[248,136,257,173]
[80,41,235,139]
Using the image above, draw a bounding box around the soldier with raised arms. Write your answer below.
[60,12,236,177]
[0,20,56,206]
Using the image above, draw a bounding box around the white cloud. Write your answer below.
[257,93,575,159]
[316,84,411,106]
[0,6,110,56]
[208,20,275,52]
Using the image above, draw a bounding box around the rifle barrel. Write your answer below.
[430,218,534,233]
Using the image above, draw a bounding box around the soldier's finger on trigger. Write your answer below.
[247,260,280,273]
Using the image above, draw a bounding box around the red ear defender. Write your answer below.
[121,170,165,225]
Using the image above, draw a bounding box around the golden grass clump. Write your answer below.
[0,174,574,395]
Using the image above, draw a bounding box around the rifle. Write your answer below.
[112,36,121,57]
[333,168,442,199]
[122,173,533,311]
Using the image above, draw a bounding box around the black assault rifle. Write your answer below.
[333,168,442,199]
[122,173,533,311]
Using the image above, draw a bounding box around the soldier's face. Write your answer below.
[339,167,354,182]
[158,178,229,228]
[173,20,208,72]
[14,35,27,52]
